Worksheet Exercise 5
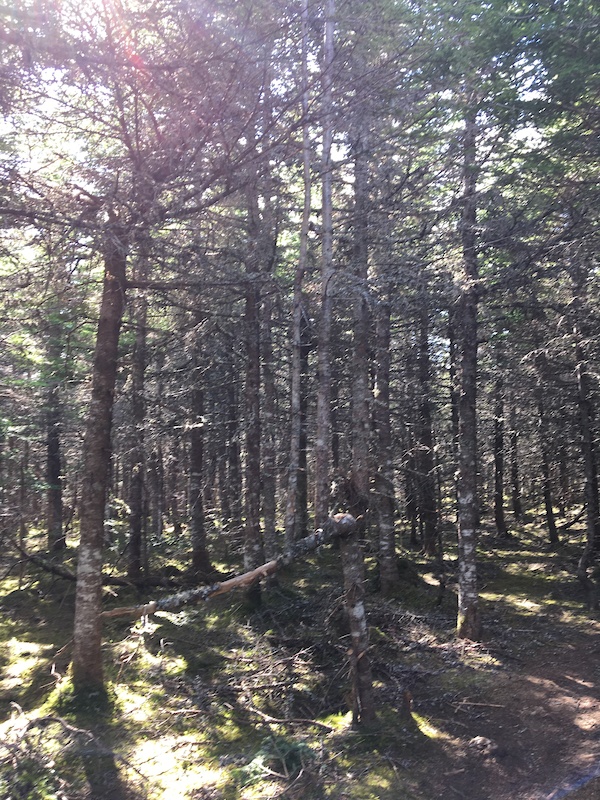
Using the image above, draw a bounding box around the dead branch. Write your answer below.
[101,513,357,620]
[558,505,586,533]
[9,539,131,587]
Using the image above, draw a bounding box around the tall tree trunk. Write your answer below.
[244,191,264,603]
[350,112,371,525]
[314,0,336,528]
[127,293,147,582]
[189,323,213,578]
[374,297,397,593]
[285,0,312,551]
[167,439,183,538]
[46,380,65,554]
[415,307,438,556]
[262,288,278,561]
[72,223,127,694]
[448,309,460,472]
[575,338,600,607]
[493,372,508,538]
[259,170,278,562]
[340,526,377,727]
[456,106,481,641]
[538,396,559,546]
[509,402,524,521]
[148,446,164,540]
[227,375,243,532]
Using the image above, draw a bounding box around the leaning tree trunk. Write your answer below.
[456,105,482,641]
[72,223,128,694]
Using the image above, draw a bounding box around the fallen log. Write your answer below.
[101,513,358,620]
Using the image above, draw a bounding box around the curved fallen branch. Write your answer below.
[10,539,184,589]
[101,513,358,620]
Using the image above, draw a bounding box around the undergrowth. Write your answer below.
[0,518,598,799]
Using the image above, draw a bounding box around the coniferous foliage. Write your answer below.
[0,0,599,712]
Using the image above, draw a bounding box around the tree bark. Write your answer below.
[373,297,397,594]
[575,337,600,608]
[415,307,438,556]
[244,190,264,603]
[72,223,128,694]
[340,528,377,727]
[46,380,65,554]
[189,323,213,578]
[350,110,371,527]
[456,106,481,641]
[127,293,147,582]
[509,402,524,521]
[314,0,336,528]
[285,0,312,551]
[262,287,278,562]
[226,374,243,532]
[538,396,559,546]
[493,373,508,538]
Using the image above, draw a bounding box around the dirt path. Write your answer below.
[425,621,600,800]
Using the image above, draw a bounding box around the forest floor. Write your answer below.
[0,515,599,800]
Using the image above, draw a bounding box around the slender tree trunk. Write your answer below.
[557,448,568,517]
[227,376,243,532]
[189,324,213,578]
[493,373,508,538]
[314,0,336,527]
[537,396,559,546]
[406,448,419,549]
[416,307,438,556]
[340,527,377,727]
[149,446,164,540]
[127,293,147,582]
[259,170,278,562]
[456,106,481,641]
[374,297,397,593]
[244,192,264,603]
[509,402,524,521]
[46,380,65,554]
[448,309,460,471]
[168,440,183,538]
[262,290,278,561]
[72,223,127,694]
[350,111,371,525]
[285,0,311,551]
[575,338,600,607]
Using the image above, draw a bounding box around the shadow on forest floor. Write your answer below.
[0,518,599,799]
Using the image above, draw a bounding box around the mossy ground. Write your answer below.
[1,516,599,799]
